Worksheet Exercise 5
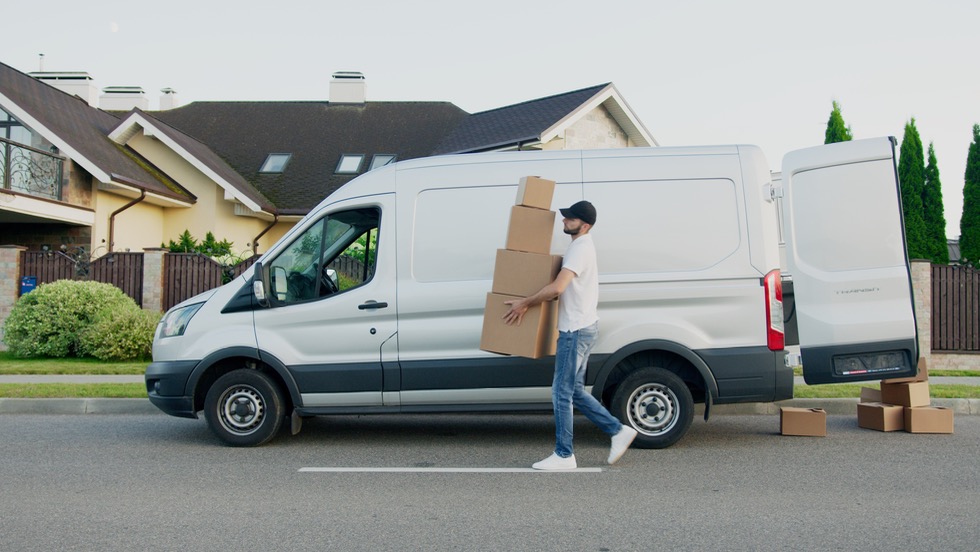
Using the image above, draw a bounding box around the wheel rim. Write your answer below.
[626,382,679,436]
[217,384,265,436]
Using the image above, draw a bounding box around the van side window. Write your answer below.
[267,208,380,304]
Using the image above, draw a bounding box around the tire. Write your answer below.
[204,369,285,447]
[610,367,694,449]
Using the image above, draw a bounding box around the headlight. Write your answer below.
[159,303,204,338]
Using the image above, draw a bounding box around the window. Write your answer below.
[369,154,397,171]
[259,153,291,173]
[336,154,364,174]
[267,208,380,304]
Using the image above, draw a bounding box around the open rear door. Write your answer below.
[781,137,918,385]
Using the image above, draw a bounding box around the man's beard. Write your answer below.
[563,226,580,236]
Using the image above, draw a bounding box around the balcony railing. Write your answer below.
[1,136,65,201]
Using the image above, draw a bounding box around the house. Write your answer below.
[1,60,656,258]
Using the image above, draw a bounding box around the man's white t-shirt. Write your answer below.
[558,233,599,332]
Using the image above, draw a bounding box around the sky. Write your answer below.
[6,0,979,238]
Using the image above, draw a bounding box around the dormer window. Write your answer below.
[336,154,364,174]
[259,153,291,173]
[369,154,396,170]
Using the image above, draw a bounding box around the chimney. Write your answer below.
[99,86,149,111]
[329,71,366,104]
[30,71,99,107]
[159,88,179,110]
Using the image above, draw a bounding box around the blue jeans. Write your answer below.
[552,323,623,458]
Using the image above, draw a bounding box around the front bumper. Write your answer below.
[145,360,200,419]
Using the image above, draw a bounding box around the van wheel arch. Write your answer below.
[595,341,717,406]
[189,350,298,415]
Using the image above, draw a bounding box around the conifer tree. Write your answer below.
[824,101,853,144]
[922,142,948,263]
[898,119,928,259]
[960,124,980,267]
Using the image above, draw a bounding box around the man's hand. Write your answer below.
[503,298,530,326]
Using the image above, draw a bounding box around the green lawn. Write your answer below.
[0,383,146,398]
[0,352,146,375]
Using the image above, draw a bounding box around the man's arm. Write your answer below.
[502,268,576,325]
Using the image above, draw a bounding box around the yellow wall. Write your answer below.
[91,191,165,253]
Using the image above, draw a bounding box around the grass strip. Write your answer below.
[793,383,980,399]
[0,383,146,399]
[0,353,146,375]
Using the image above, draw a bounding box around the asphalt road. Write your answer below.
[0,413,977,551]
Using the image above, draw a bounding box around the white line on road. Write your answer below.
[299,467,603,473]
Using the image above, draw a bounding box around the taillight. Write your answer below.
[764,269,785,351]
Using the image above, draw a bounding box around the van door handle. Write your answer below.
[358,300,389,310]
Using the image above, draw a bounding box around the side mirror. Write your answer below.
[252,261,269,308]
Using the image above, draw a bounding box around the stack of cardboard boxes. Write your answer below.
[480,177,563,359]
[858,359,954,433]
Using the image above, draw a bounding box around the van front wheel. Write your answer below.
[611,367,693,449]
[204,369,284,447]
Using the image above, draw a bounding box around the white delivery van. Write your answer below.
[146,136,918,447]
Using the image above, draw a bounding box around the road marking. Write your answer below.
[299,467,603,473]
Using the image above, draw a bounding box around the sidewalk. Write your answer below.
[1,375,978,415]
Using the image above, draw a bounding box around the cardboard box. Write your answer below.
[879,380,930,408]
[480,292,558,359]
[904,406,954,434]
[780,407,827,437]
[516,176,556,210]
[505,206,556,255]
[859,387,882,403]
[491,249,563,297]
[882,357,929,384]
[857,402,904,432]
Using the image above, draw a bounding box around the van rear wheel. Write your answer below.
[204,369,284,447]
[611,367,693,449]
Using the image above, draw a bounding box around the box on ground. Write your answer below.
[904,406,954,434]
[505,206,556,255]
[491,249,562,297]
[879,380,930,408]
[882,356,929,384]
[857,402,904,432]
[516,176,556,210]
[780,407,827,437]
[860,387,882,403]
[480,292,557,359]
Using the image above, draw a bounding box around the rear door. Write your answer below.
[781,137,918,384]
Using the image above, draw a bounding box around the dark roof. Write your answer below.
[0,61,189,202]
[151,101,468,212]
[122,108,275,213]
[431,83,610,154]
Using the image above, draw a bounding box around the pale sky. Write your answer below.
[7,0,979,238]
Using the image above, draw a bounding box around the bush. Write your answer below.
[79,307,161,361]
[2,280,155,360]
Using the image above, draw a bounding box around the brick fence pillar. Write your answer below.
[143,248,167,313]
[0,245,27,350]
[909,260,932,365]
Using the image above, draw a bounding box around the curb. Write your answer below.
[1,397,979,416]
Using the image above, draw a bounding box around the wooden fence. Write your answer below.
[19,250,255,311]
[932,264,980,352]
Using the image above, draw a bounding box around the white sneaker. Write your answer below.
[608,425,638,465]
[532,453,577,470]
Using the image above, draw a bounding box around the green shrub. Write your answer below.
[3,280,143,358]
[79,308,162,361]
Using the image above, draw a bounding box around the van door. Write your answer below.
[254,194,396,406]
[781,137,918,384]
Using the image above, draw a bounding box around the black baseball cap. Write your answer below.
[559,200,597,225]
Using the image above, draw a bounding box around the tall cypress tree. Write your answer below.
[922,143,949,263]
[960,124,980,267]
[824,101,853,144]
[899,119,928,259]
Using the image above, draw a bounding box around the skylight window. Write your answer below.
[336,154,364,174]
[259,153,291,173]
[369,154,397,171]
